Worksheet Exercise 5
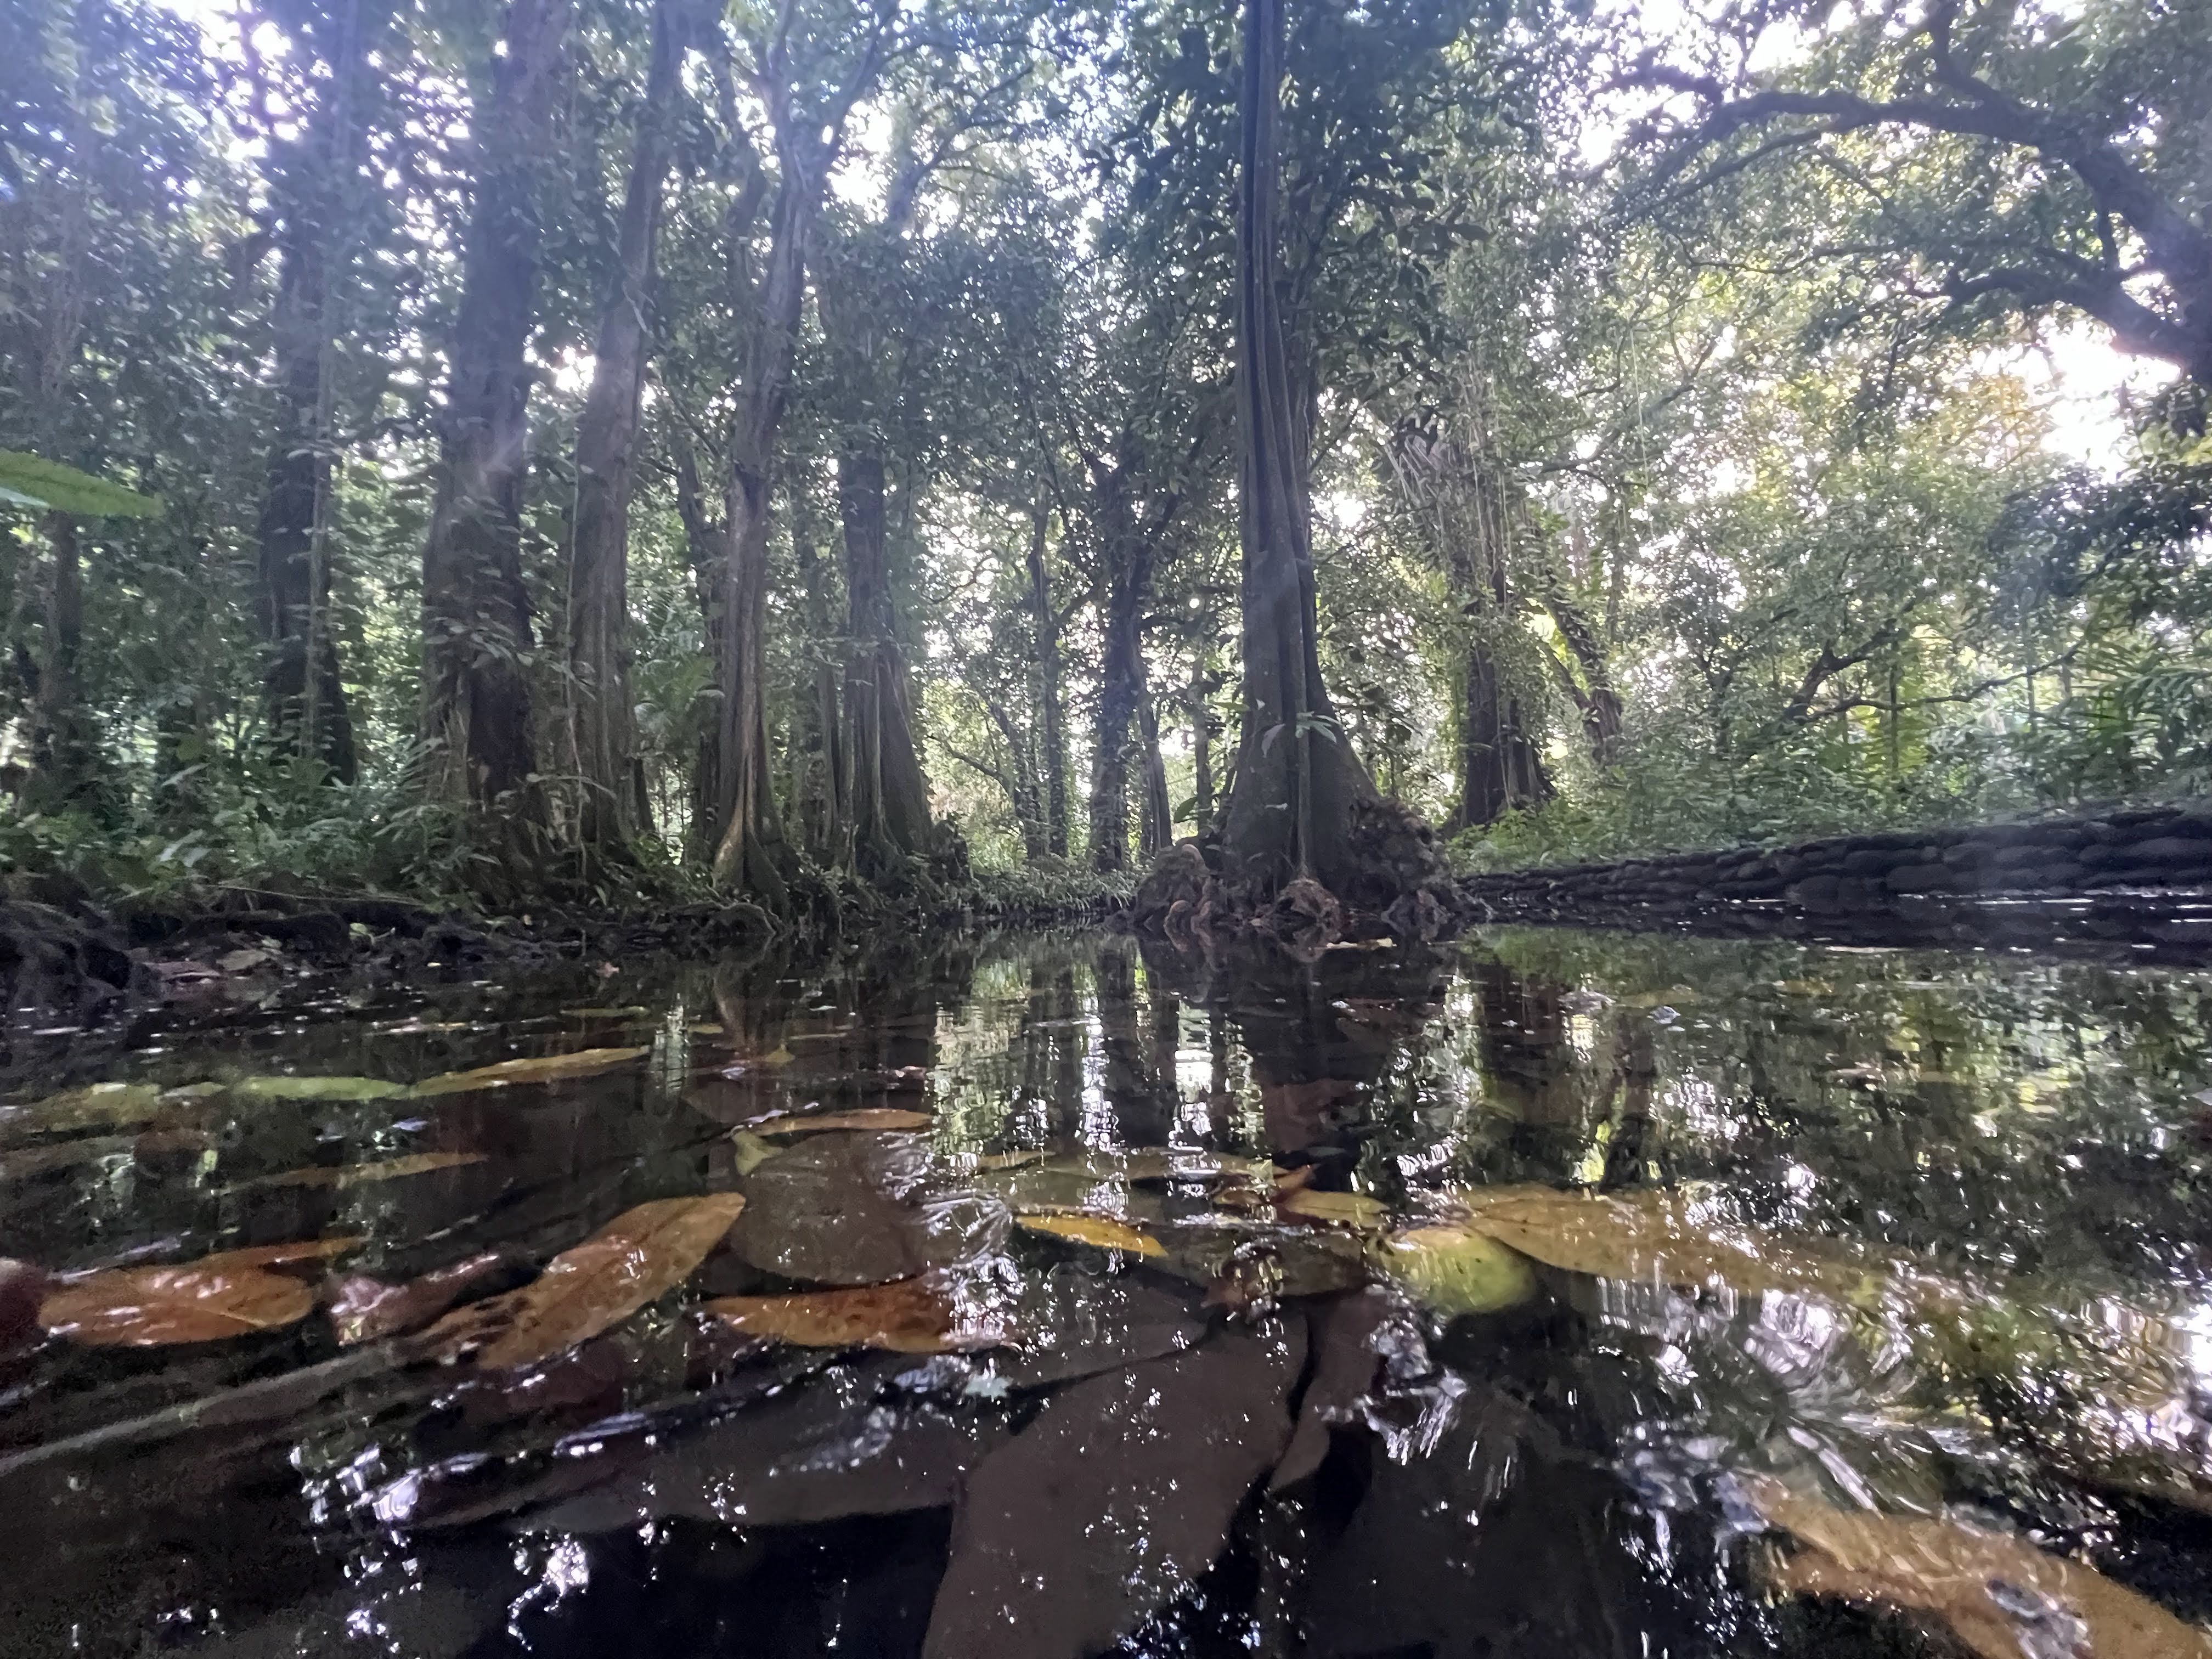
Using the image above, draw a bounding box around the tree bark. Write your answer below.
[417,0,572,823]
[1025,501,1069,859]
[837,445,934,879]
[1218,0,1376,897]
[567,0,682,849]
[1137,689,1172,861]
[1087,487,1154,871]
[1189,655,1214,825]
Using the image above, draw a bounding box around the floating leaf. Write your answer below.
[409,1047,649,1097]
[975,1149,1045,1171]
[0,450,162,516]
[562,1006,649,1019]
[232,1075,407,1103]
[753,1109,934,1136]
[249,1152,488,1192]
[1747,1476,2212,1659]
[0,1082,165,1138]
[328,1253,509,1345]
[984,1272,1206,1390]
[37,1240,355,1346]
[1274,1289,1398,1489]
[1381,1226,1539,1317]
[422,1194,746,1370]
[924,1322,1307,1659]
[1017,1213,1164,1257]
[707,1275,1009,1355]
[1278,1188,1392,1227]
[1450,1184,1960,1313]
[728,1133,1006,1286]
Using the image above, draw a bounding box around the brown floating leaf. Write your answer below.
[41,1261,317,1346]
[923,1320,1307,1659]
[974,1149,1045,1171]
[707,1275,1008,1355]
[422,1193,747,1370]
[408,1047,648,1098]
[1748,1476,2212,1659]
[328,1253,509,1346]
[1277,1187,1392,1228]
[250,1152,489,1191]
[753,1109,934,1136]
[221,1236,367,1268]
[562,1006,648,1020]
[1016,1213,1165,1257]
[727,1132,1006,1286]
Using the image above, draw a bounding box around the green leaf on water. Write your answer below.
[1380,1225,1538,1317]
[232,1075,408,1103]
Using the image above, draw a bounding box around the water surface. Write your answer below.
[5,926,2212,1657]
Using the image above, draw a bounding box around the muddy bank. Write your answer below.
[1462,802,2212,962]
[0,872,1130,1030]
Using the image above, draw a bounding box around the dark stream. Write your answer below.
[6,926,2212,1657]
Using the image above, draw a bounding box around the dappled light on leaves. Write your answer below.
[1014,1212,1166,1257]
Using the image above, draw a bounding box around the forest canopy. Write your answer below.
[2,0,2208,913]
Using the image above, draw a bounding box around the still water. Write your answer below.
[5,926,2212,1657]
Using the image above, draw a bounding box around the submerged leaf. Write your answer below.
[328,1254,509,1345]
[409,1047,649,1097]
[727,1133,1006,1286]
[1016,1213,1165,1257]
[1273,1289,1400,1490]
[753,1109,934,1136]
[422,1194,746,1370]
[924,1321,1307,1659]
[249,1152,489,1190]
[727,1129,783,1175]
[1382,1226,1539,1317]
[562,1006,649,1019]
[1747,1476,2212,1659]
[707,1275,1009,1355]
[233,1075,407,1102]
[1278,1188,1393,1227]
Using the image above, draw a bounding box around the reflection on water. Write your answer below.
[4,927,2212,1656]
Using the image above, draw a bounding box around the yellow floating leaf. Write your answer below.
[232,1075,407,1102]
[754,1109,934,1136]
[1017,1213,1165,1257]
[0,1082,165,1138]
[1748,1477,2212,1659]
[249,1152,488,1190]
[727,1130,782,1175]
[707,1276,1009,1355]
[975,1149,1045,1171]
[422,1193,747,1370]
[689,1023,725,1036]
[409,1047,648,1097]
[38,1236,358,1346]
[1382,1226,1538,1316]
[1277,1188,1392,1227]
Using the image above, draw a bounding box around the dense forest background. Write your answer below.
[1,0,2208,911]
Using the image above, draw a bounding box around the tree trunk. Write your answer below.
[1189,655,1214,825]
[1087,499,1154,872]
[1543,579,1621,769]
[256,0,370,786]
[1137,689,1172,860]
[1455,639,1549,830]
[417,0,572,823]
[837,444,933,879]
[1025,502,1069,858]
[710,125,839,899]
[789,473,843,861]
[567,0,681,849]
[1218,0,1376,898]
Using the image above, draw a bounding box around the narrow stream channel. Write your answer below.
[5,926,2212,1657]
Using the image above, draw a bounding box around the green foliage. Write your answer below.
[0,454,162,518]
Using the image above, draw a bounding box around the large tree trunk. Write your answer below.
[1454,636,1549,830]
[256,0,371,786]
[837,445,934,879]
[1218,0,1376,898]
[566,0,681,849]
[1189,655,1214,825]
[1543,580,1622,769]
[788,472,843,861]
[417,0,571,823]
[1137,690,1172,860]
[1025,501,1069,859]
